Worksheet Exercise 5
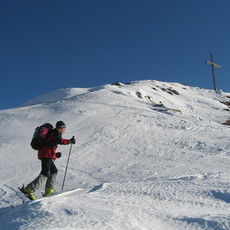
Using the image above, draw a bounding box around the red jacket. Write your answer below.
[38,128,69,160]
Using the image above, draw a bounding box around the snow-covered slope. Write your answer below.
[1,80,230,229]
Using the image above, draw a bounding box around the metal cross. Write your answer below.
[205,52,222,91]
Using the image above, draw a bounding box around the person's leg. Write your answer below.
[45,160,58,196]
[25,158,52,199]
[27,174,47,191]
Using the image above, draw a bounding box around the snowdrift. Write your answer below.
[1,80,230,229]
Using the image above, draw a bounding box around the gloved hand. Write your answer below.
[69,136,76,144]
[56,152,62,158]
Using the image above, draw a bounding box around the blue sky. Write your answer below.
[1,0,230,109]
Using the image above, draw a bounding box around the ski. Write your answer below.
[17,184,104,202]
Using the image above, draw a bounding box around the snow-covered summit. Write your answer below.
[1,80,230,229]
[20,80,229,121]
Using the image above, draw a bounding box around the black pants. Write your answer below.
[40,158,58,177]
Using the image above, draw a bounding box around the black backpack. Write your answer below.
[30,123,53,150]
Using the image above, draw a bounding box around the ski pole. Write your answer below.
[62,136,74,191]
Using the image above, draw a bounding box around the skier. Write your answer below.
[24,121,76,200]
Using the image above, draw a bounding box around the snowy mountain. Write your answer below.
[1,80,230,229]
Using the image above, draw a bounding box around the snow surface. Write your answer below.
[1,80,230,229]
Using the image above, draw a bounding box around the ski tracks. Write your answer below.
[2,178,230,230]
[97,179,230,230]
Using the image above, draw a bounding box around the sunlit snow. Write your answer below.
[1,80,230,229]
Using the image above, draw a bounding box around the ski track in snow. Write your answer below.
[1,80,230,229]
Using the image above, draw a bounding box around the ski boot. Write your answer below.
[45,188,55,197]
[24,185,36,200]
